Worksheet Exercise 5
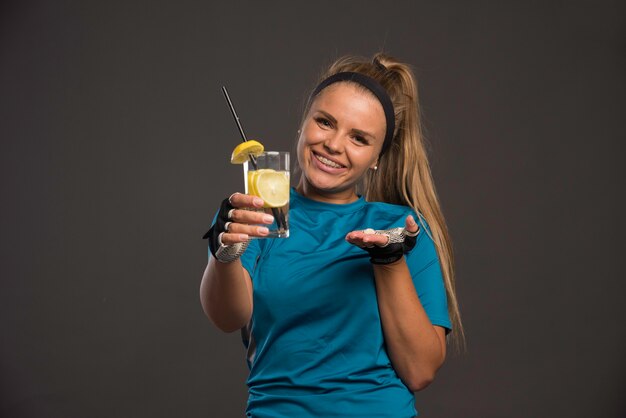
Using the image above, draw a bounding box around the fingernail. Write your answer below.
[239,234,249,240]
[258,227,269,235]
[253,198,264,207]
[263,215,274,223]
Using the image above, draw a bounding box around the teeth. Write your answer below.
[315,154,343,168]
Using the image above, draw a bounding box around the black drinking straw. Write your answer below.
[221,86,257,169]
[221,86,285,231]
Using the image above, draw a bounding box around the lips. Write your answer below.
[312,151,346,169]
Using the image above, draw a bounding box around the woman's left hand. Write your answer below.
[345,215,420,264]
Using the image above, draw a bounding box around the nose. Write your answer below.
[323,132,344,155]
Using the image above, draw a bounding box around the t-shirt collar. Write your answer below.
[290,187,366,215]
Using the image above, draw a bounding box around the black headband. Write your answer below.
[309,72,395,156]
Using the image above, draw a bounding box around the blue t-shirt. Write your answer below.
[223,188,451,417]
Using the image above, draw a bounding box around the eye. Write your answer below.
[315,117,332,128]
[352,135,369,145]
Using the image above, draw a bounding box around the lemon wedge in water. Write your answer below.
[253,170,290,208]
[246,169,272,198]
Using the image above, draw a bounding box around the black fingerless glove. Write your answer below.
[362,227,420,265]
[202,197,248,263]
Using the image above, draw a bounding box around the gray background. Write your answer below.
[1,1,625,417]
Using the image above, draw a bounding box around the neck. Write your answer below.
[296,178,359,204]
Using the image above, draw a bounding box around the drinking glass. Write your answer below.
[243,151,289,238]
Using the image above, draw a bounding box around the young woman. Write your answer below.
[201,53,464,417]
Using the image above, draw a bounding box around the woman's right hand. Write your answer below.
[219,192,275,245]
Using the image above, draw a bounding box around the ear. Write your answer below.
[369,158,379,170]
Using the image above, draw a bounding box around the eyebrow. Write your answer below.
[315,110,377,140]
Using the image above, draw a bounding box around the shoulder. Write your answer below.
[362,200,413,221]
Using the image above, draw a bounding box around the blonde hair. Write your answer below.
[300,53,465,352]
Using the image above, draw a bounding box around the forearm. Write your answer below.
[200,257,253,333]
[373,258,446,392]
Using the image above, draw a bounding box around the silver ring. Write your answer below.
[228,192,240,205]
[378,233,391,248]
[403,226,420,237]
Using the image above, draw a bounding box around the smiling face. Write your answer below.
[296,82,386,203]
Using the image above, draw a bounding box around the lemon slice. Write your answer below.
[253,170,290,208]
[247,169,271,197]
[247,170,258,197]
[231,140,264,164]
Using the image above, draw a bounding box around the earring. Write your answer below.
[373,165,378,171]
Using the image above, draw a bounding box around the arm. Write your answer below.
[346,215,446,392]
[199,193,273,333]
[372,259,446,392]
[200,258,253,333]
